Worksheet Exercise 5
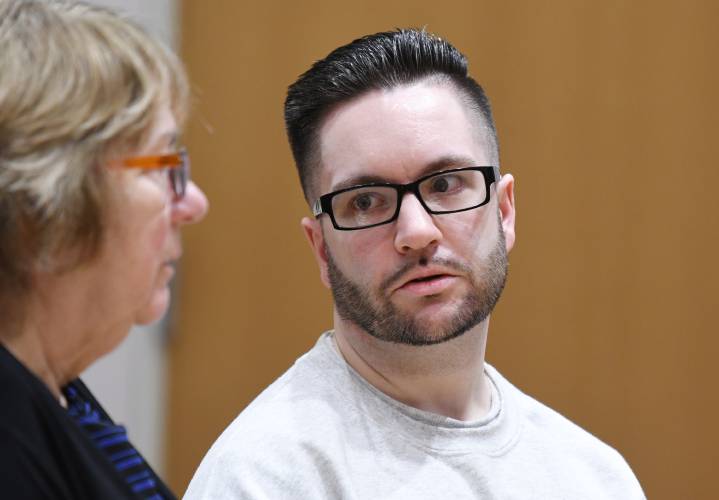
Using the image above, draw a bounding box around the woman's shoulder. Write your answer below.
[0,345,54,427]
[0,346,75,497]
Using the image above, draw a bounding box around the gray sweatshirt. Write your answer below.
[186,332,644,499]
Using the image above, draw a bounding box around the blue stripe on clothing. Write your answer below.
[132,478,157,493]
[90,426,125,439]
[97,433,129,448]
[126,470,152,484]
[109,448,138,462]
[116,456,143,471]
[63,381,166,499]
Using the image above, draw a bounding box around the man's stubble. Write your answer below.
[325,215,508,346]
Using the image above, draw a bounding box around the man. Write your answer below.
[187,29,644,498]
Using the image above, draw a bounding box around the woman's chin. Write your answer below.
[134,286,171,325]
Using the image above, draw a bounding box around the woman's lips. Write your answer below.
[160,262,176,281]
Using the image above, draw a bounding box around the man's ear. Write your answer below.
[301,216,331,288]
[497,173,516,252]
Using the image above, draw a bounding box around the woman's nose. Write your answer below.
[172,181,209,225]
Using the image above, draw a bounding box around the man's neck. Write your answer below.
[332,310,492,421]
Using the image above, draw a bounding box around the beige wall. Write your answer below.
[168,1,719,498]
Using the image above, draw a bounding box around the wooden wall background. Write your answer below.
[167,1,719,498]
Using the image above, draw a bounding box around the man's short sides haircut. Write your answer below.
[285,28,499,202]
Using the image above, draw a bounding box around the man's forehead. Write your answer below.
[315,82,492,194]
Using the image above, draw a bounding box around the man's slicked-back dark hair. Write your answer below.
[285,28,498,201]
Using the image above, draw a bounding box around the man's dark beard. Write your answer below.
[325,227,508,346]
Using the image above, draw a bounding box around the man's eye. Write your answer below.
[429,174,461,193]
[352,192,381,211]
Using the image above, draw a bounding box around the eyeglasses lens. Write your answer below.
[330,169,488,229]
[169,150,190,199]
[418,169,487,213]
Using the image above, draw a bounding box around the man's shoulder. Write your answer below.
[214,361,346,451]
[490,365,643,494]
[494,366,621,453]
[185,335,354,498]
[202,333,352,453]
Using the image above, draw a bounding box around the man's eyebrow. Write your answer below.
[417,155,478,177]
[329,155,479,192]
[331,174,391,192]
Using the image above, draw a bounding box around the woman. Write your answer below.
[0,0,208,498]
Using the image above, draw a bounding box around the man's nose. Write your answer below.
[172,181,209,225]
[393,193,442,254]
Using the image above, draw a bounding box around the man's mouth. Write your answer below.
[406,274,446,284]
[395,271,458,296]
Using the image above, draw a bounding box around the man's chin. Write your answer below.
[390,295,466,323]
[359,310,475,347]
[365,323,471,347]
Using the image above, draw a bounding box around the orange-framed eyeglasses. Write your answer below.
[122,147,190,200]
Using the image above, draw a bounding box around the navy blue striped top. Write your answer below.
[64,382,167,500]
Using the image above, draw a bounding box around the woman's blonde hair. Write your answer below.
[0,0,189,323]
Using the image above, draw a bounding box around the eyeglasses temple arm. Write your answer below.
[312,199,323,217]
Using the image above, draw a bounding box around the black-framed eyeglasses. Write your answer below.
[312,166,500,231]
[122,147,190,200]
